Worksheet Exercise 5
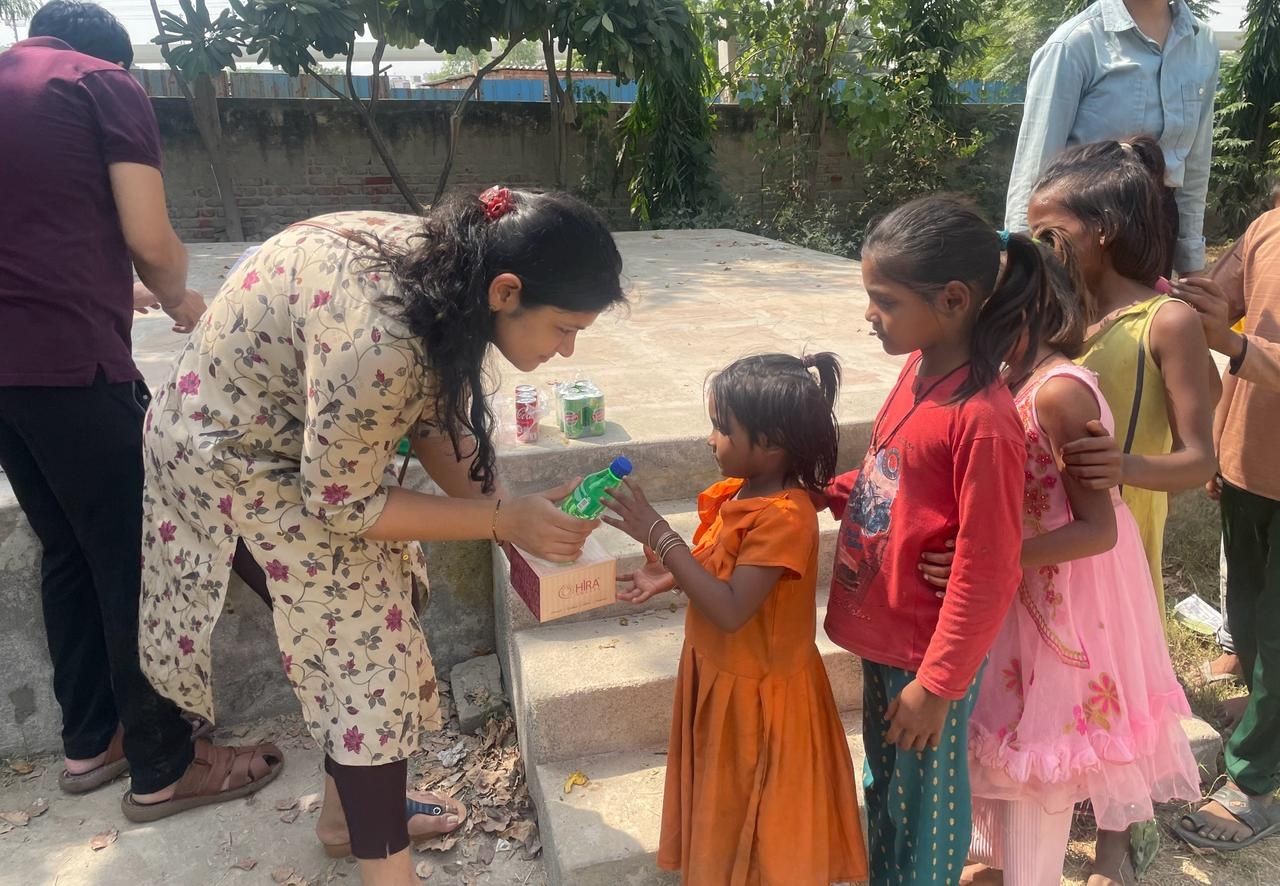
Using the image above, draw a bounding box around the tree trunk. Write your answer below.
[313,58,423,214]
[147,0,242,241]
[433,40,519,204]
[191,75,245,241]
[543,33,566,188]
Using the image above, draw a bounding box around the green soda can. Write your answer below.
[560,456,633,519]
[558,381,606,439]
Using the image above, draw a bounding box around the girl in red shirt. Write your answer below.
[819,197,1062,885]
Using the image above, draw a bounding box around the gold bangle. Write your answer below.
[659,539,689,565]
[646,519,667,550]
[492,499,503,544]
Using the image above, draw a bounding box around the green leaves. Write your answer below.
[153,0,245,78]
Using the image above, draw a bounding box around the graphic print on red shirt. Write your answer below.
[832,446,899,619]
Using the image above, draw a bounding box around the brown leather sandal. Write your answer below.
[120,738,284,823]
[59,726,130,795]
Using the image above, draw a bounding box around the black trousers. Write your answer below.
[0,375,193,792]
[324,755,410,858]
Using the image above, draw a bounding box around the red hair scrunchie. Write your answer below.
[479,186,516,221]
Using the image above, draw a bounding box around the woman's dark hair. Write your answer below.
[1034,227,1090,357]
[1031,136,1169,286]
[367,189,625,494]
[862,196,1058,400]
[709,352,841,494]
[29,1,133,68]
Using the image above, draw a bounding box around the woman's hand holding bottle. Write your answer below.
[497,479,599,563]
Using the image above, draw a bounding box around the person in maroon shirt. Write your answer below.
[0,1,279,819]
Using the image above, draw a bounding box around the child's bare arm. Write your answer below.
[1120,301,1218,492]
[1021,377,1118,569]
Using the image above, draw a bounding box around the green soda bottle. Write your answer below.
[560,456,633,520]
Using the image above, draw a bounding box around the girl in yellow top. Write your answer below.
[1024,137,1219,885]
[1026,137,1219,617]
[603,353,867,886]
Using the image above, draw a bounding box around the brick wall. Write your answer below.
[154,98,1012,242]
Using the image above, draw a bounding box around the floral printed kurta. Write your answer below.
[139,212,441,764]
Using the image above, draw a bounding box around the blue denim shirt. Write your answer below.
[1004,0,1219,272]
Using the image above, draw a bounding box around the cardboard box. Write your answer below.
[506,536,616,622]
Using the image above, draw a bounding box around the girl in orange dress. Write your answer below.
[603,353,868,886]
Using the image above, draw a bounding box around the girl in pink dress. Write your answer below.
[961,239,1201,885]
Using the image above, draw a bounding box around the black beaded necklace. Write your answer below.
[870,356,970,455]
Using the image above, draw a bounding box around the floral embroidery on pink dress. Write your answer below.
[138,212,442,764]
[969,364,1199,830]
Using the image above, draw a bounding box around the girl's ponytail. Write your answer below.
[802,351,842,412]
[968,231,1050,395]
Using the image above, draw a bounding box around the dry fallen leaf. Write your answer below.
[0,810,30,827]
[563,771,588,795]
[414,860,433,879]
[503,820,537,847]
[271,867,296,884]
[442,863,464,876]
[280,807,301,824]
[477,843,496,865]
[8,761,33,775]
[276,798,299,812]
[231,858,258,871]
[414,829,460,853]
[27,798,49,819]
[90,828,119,851]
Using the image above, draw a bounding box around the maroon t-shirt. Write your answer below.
[0,37,163,386]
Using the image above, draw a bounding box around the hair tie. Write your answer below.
[479,186,516,221]
[997,230,1011,251]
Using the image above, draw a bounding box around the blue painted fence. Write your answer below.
[134,69,1026,105]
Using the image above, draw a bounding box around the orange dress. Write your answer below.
[658,479,868,885]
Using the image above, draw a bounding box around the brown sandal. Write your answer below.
[59,726,130,795]
[120,738,284,823]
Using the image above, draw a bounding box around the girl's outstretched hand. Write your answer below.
[601,478,665,545]
[618,546,678,604]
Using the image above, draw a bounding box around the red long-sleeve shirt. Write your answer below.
[823,357,1026,700]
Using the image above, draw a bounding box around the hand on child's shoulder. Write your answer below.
[1034,375,1103,452]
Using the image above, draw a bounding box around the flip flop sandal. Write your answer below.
[1197,661,1239,685]
[1174,783,1280,851]
[322,794,468,859]
[119,738,284,823]
[59,727,130,795]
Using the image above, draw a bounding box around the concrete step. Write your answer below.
[496,420,871,505]
[496,498,842,634]
[509,603,862,766]
[532,727,867,886]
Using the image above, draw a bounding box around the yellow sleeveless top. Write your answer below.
[1078,294,1173,613]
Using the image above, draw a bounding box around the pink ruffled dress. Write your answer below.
[968,364,1201,830]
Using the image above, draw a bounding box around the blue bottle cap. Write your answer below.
[610,456,633,478]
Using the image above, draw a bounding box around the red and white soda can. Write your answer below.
[515,390,540,444]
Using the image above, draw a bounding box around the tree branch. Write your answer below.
[431,38,520,204]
